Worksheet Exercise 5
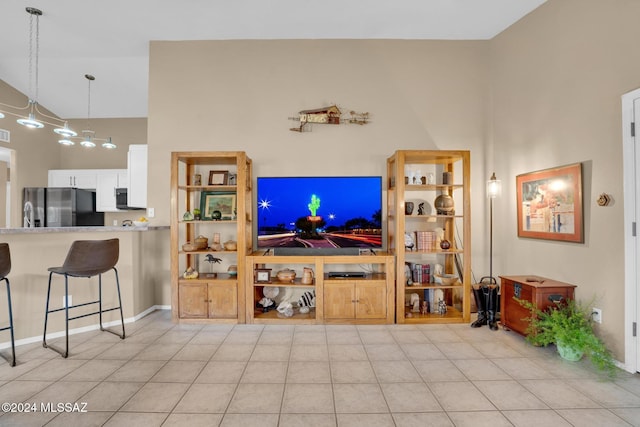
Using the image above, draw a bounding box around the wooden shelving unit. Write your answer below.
[245,253,395,324]
[170,151,252,323]
[387,150,471,324]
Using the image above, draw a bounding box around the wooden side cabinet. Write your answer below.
[324,279,387,321]
[178,281,238,319]
[499,275,576,336]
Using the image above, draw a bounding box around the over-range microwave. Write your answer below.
[115,188,144,210]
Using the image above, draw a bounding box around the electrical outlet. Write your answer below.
[592,308,602,323]
[147,207,155,218]
[63,295,72,309]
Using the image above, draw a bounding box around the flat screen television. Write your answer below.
[256,176,383,254]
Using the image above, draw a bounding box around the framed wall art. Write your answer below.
[200,191,237,220]
[208,170,228,185]
[516,162,583,243]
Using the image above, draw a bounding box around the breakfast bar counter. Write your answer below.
[0,226,170,347]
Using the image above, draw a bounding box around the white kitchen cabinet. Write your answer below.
[48,170,97,189]
[127,144,147,208]
[96,170,128,212]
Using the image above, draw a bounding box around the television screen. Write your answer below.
[256,176,383,249]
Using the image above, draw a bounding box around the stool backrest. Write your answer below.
[62,238,119,276]
[0,243,10,279]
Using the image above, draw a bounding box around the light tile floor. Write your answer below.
[0,310,639,426]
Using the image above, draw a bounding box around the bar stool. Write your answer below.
[0,243,16,367]
[43,238,125,358]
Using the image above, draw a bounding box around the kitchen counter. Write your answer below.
[0,225,169,234]
[0,226,170,347]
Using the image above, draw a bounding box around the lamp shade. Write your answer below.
[487,172,501,199]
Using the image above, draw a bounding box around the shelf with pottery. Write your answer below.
[387,150,471,324]
[245,253,395,325]
[170,151,252,324]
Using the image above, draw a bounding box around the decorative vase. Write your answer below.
[434,193,454,215]
[440,239,451,250]
[556,339,584,362]
[405,202,414,215]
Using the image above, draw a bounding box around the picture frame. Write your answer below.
[200,191,237,220]
[227,173,237,186]
[208,170,228,185]
[516,162,583,243]
[255,268,272,283]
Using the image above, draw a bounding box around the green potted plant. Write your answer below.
[517,297,617,376]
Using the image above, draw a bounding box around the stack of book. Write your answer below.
[415,231,436,251]
[411,263,431,284]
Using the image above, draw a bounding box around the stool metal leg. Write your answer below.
[1,278,15,367]
[114,268,125,339]
[42,272,53,350]
[99,268,125,340]
[43,272,70,358]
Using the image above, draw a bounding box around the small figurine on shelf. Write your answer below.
[421,301,429,315]
[404,233,415,251]
[410,293,420,312]
[438,299,447,315]
[417,203,425,215]
[204,254,221,273]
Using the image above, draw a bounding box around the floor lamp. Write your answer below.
[486,172,502,283]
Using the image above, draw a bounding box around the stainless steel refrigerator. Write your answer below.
[22,188,104,227]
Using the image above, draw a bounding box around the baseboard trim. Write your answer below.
[0,305,170,350]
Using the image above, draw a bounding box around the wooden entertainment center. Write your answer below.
[170,150,470,325]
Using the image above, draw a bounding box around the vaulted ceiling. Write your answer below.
[0,0,546,119]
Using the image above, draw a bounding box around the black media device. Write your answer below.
[327,271,367,278]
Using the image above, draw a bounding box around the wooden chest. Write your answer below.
[499,275,576,336]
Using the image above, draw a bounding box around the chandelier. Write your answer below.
[0,7,115,149]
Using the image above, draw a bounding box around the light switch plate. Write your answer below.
[147,208,155,218]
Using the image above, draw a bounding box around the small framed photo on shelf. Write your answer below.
[255,268,272,283]
[208,170,228,185]
[200,191,236,220]
[227,173,237,186]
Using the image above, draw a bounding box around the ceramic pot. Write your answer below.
[301,267,314,285]
[434,193,454,215]
[405,202,414,215]
[440,239,451,250]
[556,339,584,362]
[277,269,296,283]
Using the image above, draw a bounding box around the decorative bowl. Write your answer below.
[276,269,296,283]
[223,240,237,251]
[182,242,198,252]
[436,274,458,286]
[194,235,209,249]
[227,265,238,275]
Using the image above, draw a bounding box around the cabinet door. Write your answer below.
[96,172,119,212]
[74,171,97,189]
[48,170,97,189]
[178,282,208,318]
[208,282,237,319]
[96,170,128,212]
[324,282,356,319]
[127,144,147,208]
[356,282,387,319]
[48,170,74,187]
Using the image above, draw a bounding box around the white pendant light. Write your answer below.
[53,122,77,138]
[102,137,116,149]
[80,130,96,148]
